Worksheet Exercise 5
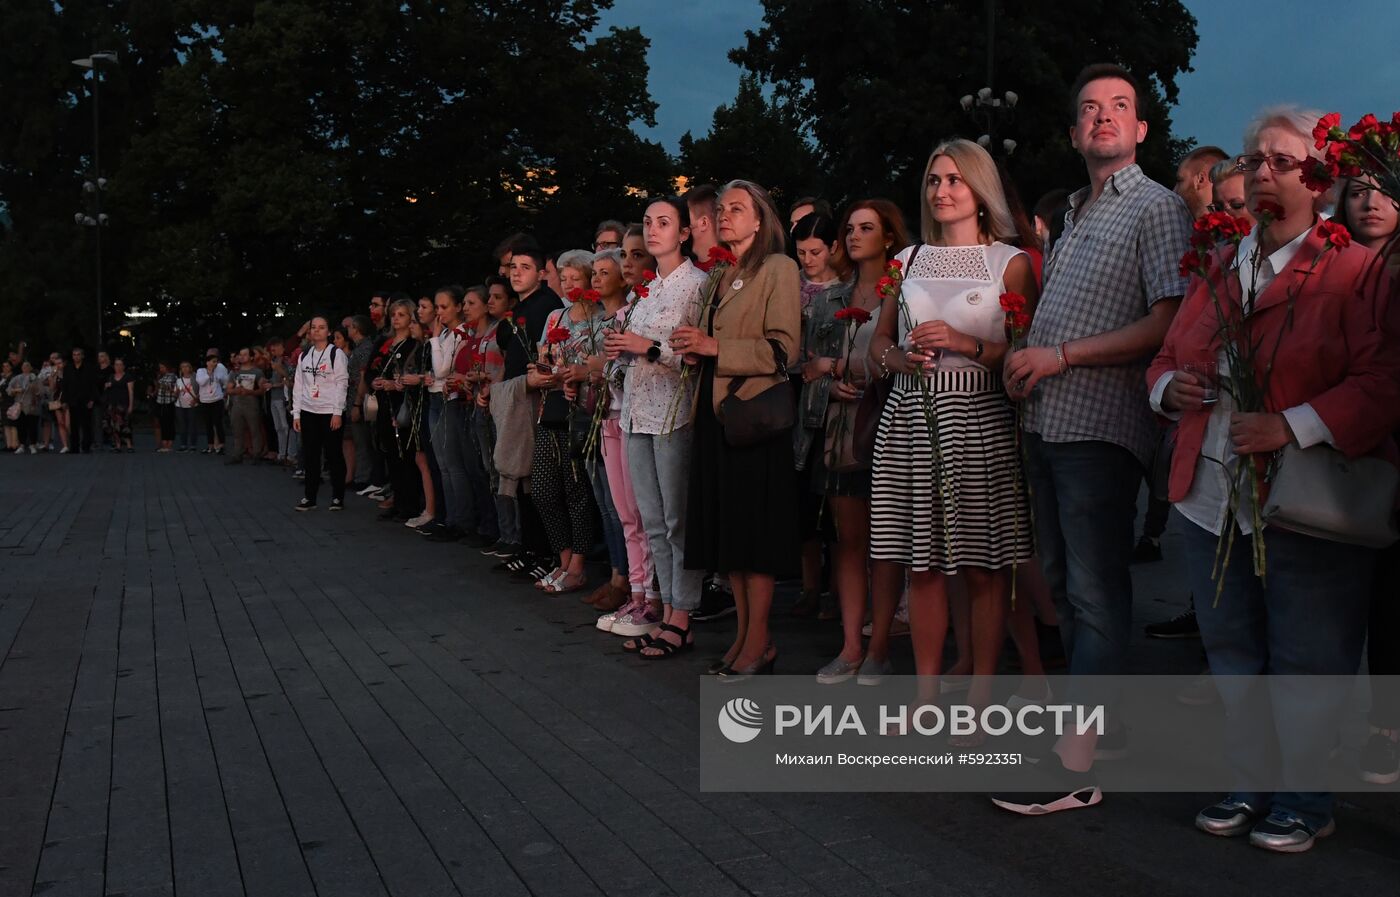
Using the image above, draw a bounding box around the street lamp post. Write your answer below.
[72,51,118,350]
[957,1,1018,156]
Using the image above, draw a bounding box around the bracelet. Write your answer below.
[1056,343,1069,374]
[878,345,898,378]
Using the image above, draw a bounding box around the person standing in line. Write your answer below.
[225,347,267,464]
[152,360,177,452]
[174,361,200,452]
[992,63,1192,815]
[344,315,378,492]
[0,361,16,451]
[103,358,135,452]
[7,360,39,453]
[196,352,228,453]
[266,340,292,464]
[65,347,100,453]
[292,316,349,511]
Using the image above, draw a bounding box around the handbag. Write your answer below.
[1261,444,1400,548]
[363,394,379,422]
[5,402,19,421]
[850,243,922,466]
[720,374,795,448]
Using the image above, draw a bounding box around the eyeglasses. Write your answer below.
[593,240,621,251]
[1235,153,1305,173]
[1207,200,1249,214]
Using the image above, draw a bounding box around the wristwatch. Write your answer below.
[645,340,662,363]
[973,338,985,360]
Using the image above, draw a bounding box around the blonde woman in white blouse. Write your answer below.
[602,197,710,657]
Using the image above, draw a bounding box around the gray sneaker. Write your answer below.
[1195,798,1263,837]
[1248,812,1335,853]
[856,655,895,686]
[816,654,864,685]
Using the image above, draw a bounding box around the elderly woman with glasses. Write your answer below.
[1148,106,1400,853]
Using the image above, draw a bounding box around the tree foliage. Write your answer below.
[0,0,672,357]
[677,74,822,211]
[731,0,1198,219]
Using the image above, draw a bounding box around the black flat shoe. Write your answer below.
[716,652,777,684]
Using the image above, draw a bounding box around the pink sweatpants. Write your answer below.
[603,418,655,595]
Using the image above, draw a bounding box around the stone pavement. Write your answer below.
[0,444,1396,897]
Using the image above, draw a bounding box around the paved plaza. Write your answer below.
[1,446,1397,896]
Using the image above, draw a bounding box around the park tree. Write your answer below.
[731,0,1199,216]
[677,74,823,211]
[0,0,672,359]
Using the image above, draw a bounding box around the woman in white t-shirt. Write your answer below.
[195,354,228,453]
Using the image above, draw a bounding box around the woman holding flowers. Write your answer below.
[601,198,710,653]
[796,200,910,683]
[1149,107,1400,853]
[864,139,1038,715]
[529,249,603,594]
[674,180,802,679]
[370,298,422,522]
[582,250,654,618]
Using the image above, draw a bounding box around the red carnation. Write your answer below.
[1298,160,1336,194]
[999,292,1027,314]
[1253,199,1286,221]
[581,289,601,303]
[1313,112,1342,150]
[566,287,584,303]
[546,326,571,345]
[1348,113,1380,142]
[889,259,903,271]
[1317,220,1352,250]
[1178,249,1205,279]
[641,269,657,282]
[515,316,528,328]
[707,246,739,267]
[633,284,649,300]
[833,306,872,325]
[1011,311,1032,332]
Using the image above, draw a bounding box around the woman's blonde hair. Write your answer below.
[919,139,1018,245]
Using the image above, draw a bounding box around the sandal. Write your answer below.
[535,568,564,590]
[542,570,586,595]
[640,622,693,659]
[622,632,657,653]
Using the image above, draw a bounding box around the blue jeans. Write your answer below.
[1024,434,1141,704]
[431,397,473,530]
[628,429,703,611]
[464,409,497,538]
[588,457,628,575]
[175,406,198,450]
[1180,514,1372,830]
[424,394,448,524]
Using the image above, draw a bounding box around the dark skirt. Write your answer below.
[684,368,800,578]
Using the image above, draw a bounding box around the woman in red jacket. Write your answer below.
[1148,106,1400,853]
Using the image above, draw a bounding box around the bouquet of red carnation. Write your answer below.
[1177,203,1354,594]
[999,292,1031,345]
[1305,111,1400,209]
[663,249,738,434]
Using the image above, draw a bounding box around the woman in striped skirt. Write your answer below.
[866,138,1040,725]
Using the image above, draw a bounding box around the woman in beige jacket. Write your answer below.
[671,179,802,680]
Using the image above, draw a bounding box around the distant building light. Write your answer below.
[125,309,158,319]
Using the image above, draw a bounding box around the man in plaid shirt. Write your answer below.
[994,63,1192,816]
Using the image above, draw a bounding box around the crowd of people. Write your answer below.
[6,63,1398,854]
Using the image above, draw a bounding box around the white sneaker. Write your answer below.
[13,447,23,454]
[595,608,626,633]
[28,445,37,454]
[59,447,69,454]
[356,484,381,497]
[405,512,433,528]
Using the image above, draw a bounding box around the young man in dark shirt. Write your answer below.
[66,347,101,453]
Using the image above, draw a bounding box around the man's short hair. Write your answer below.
[1182,145,1229,170]
[594,220,625,241]
[684,184,719,220]
[1067,63,1143,121]
[349,314,373,338]
[788,196,832,219]
[493,232,537,260]
[509,245,546,271]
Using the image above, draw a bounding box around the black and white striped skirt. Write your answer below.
[869,370,1033,573]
